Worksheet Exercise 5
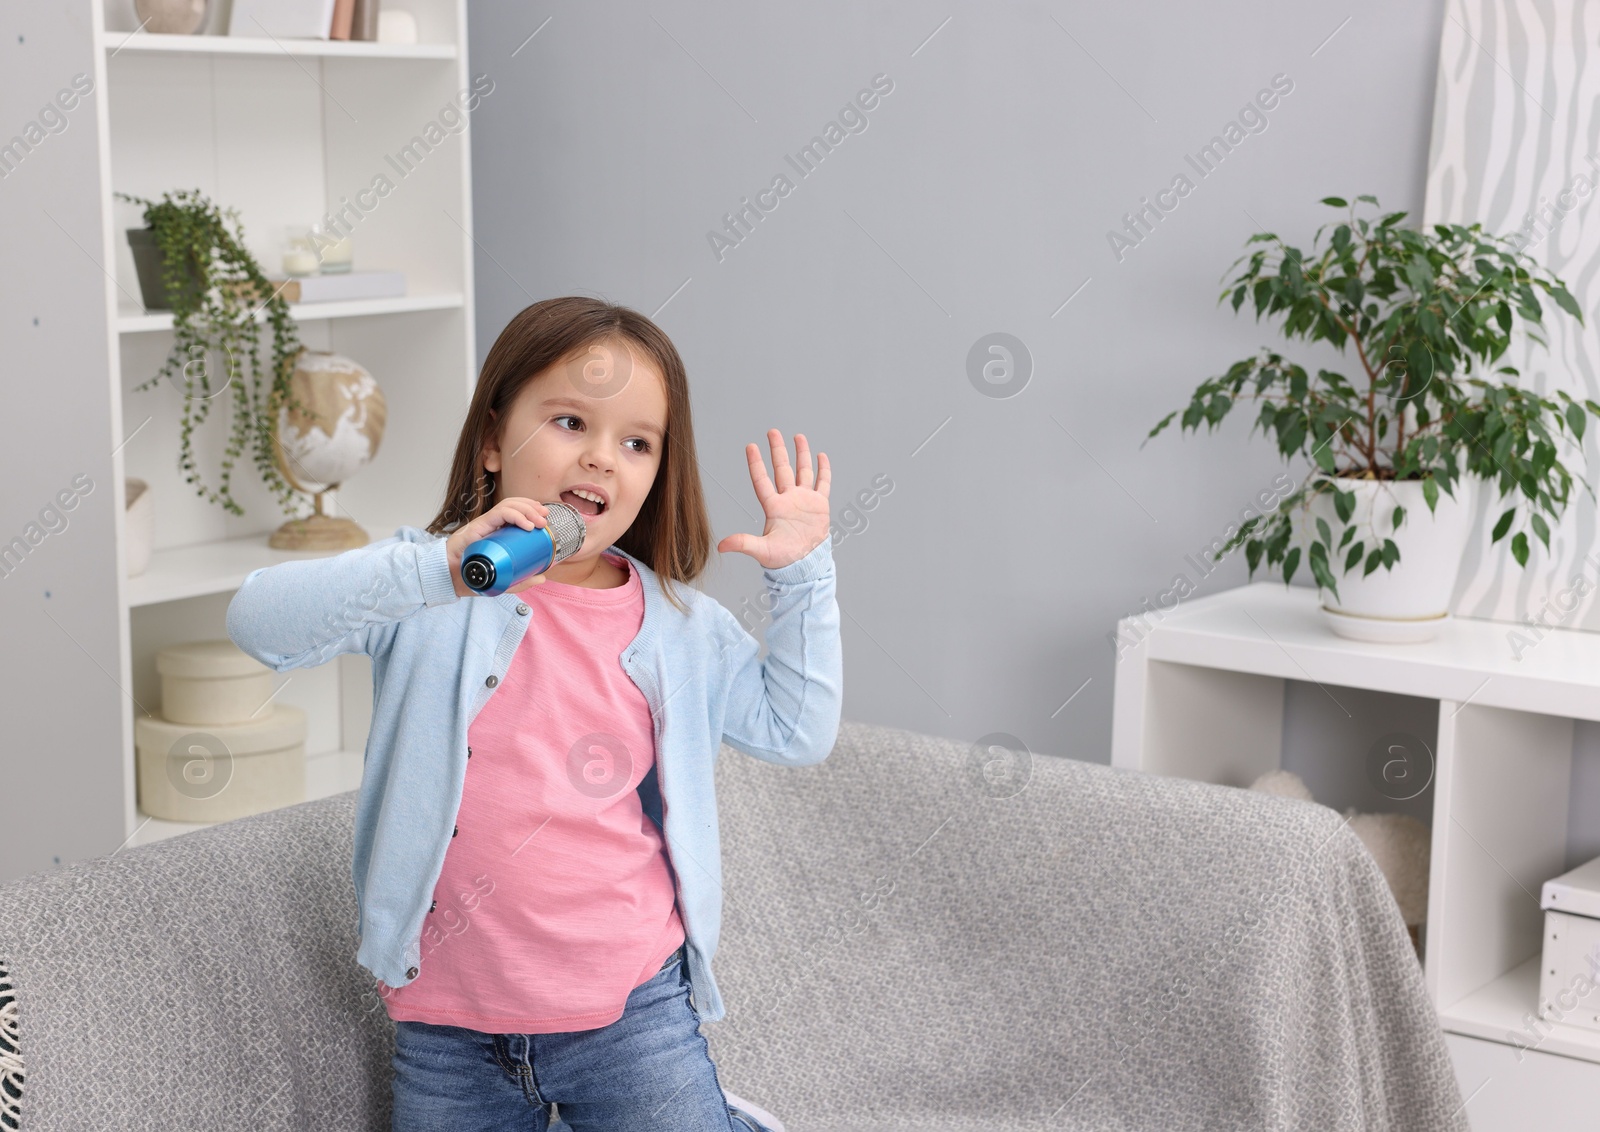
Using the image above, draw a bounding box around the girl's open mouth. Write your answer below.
[559,490,606,517]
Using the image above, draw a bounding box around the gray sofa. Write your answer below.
[0,719,1466,1131]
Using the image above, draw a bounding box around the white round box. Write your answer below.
[135,705,307,824]
[156,639,275,725]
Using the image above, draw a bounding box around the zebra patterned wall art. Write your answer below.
[1424,0,1600,635]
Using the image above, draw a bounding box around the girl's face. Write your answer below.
[480,337,668,565]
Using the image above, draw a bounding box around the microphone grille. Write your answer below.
[543,501,587,563]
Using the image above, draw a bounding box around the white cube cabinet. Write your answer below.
[1111,581,1600,1131]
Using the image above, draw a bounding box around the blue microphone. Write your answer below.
[459,501,587,596]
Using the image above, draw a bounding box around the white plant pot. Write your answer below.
[1306,476,1475,643]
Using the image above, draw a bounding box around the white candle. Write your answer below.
[282,247,318,276]
[318,237,354,273]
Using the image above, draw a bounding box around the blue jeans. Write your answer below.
[390,945,766,1131]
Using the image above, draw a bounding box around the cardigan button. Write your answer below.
[453,825,458,837]
[406,966,418,979]
[516,603,530,616]
[485,674,498,688]
[429,899,437,912]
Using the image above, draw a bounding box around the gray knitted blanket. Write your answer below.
[703,721,1467,1130]
[0,719,1465,1130]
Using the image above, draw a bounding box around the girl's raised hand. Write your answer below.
[447,497,549,597]
[717,429,832,571]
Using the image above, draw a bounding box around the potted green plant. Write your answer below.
[1147,195,1599,642]
[118,188,307,517]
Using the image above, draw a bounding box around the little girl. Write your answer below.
[226,296,842,1132]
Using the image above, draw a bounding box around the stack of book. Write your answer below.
[269,271,406,304]
[228,0,381,41]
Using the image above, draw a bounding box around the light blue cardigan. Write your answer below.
[225,525,842,1022]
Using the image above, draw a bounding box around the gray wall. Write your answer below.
[464,0,1450,767]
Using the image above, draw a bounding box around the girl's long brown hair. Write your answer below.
[426,296,712,615]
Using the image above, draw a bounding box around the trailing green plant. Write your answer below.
[117,188,308,517]
[1146,194,1599,600]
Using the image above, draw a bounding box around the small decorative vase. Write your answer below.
[125,478,154,578]
[1307,476,1475,643]
[133,0,210,34]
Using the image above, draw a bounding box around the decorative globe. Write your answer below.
[276,351,387,494]
[268,350,386,550]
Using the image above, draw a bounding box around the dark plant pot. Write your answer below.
[127,227,204,312]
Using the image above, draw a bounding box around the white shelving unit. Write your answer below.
[0,0,478,876]
[1111,581,1600,1131]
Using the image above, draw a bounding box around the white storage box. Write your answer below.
[1538,855,1600,1033]
[155,639,275,725]
[135,705,307,824]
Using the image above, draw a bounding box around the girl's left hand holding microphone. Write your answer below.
[448,499,550,598]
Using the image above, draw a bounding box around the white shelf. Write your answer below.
[1120,581,1600,726]
[1443,957,1600,1066]
[131,747,365,847]
[126,533,340,608]
[106,33,457,60]
[117,292,465,334]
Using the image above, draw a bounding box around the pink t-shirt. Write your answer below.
[377,550,685,1032]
